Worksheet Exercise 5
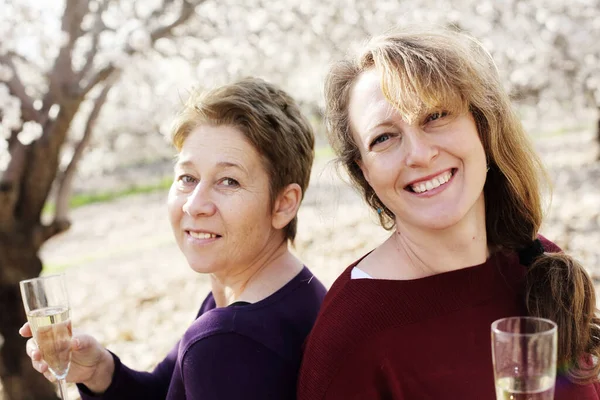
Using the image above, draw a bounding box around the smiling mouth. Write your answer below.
[188,231,221,239]
[406,169,456,193]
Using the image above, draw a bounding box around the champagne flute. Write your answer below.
[20,273,73,400]
[491,316,557,400]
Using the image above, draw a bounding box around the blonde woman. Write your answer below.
[298,28,600,399]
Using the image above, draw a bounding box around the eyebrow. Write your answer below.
[175,159,247,174]
[363,102,398,134]
[366,120,396,133]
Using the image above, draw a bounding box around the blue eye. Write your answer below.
[426,111,448,123]
[370,134,390,148]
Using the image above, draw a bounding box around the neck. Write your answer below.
[389,196,488,278]
[210,239,302,307]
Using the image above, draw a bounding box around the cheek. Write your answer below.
[365,158,399,188]
[166,193,184,224]
[228,203,270,241]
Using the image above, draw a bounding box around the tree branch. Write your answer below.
[54,74,118,221]
[15,0,202,228]
[34,220,72,248]
[77,0,112,81]
[0,54,40,123]
[147,0,201,44]
[81,64,117,96]
[0,141,29,233]
[42,0,90,117]
[18,97,83,227]
[82,0,202,95]
[6,51,44,75]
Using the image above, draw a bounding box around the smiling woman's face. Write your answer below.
[349,68,488,232]
[167,124,279,275]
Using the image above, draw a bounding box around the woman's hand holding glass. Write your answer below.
[19,273,115,397]
[20,324,115,394]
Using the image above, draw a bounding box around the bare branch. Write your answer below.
[81,64,117,96]
[6,51,44,75]
[83,0,201,95]
[34,220,72,248]
[0,54,40,123]
[146,0,201,45]
[60,0,89,53]
[42,0,90,114]
[0,180,18,234]
[77,0,112,81]
[19,98,83,226]
[54,73,118,221]
[0,141,29,232]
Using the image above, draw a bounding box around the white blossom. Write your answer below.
[49,104,61,120]
[0,125,10,140]
[81,14,96,32]
[129,29,152,51]
[17,121,43,145]
[134,0,163,20]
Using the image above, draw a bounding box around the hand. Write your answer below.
[20,322,115,394]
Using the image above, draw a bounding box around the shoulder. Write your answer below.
[538,234,562,253]
[302,259,395,353]
[181,333,297,399]
[182,267,326,362]
[286,266,328,305]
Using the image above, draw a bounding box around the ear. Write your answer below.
[271,183,302,230]
[356,159,371,185]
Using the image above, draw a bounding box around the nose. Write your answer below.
[404,127,439,168]
[182,183,217,217]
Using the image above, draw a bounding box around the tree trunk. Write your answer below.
[0,232,59,400]
[596,113,600,161]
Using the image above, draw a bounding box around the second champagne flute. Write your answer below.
[491,316,557,400]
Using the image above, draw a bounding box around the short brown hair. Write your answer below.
[170,77,315,242]
[325,27,600,383]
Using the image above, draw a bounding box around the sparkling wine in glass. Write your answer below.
[491,317,557,400]
[20,274,73,400]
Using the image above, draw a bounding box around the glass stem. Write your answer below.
[57,379,69,400]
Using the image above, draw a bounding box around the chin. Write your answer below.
[410,214,465,231]
[186,259,219,274]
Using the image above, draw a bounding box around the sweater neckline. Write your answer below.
[342,249,507,284]
[333,250,525,309]
[206,266,313,311]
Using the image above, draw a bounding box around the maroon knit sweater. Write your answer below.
[297,237,600,399]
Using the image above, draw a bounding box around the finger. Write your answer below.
[25,339,40,360]
[72,336,82,351]
[43,370,56,382]
[72,334,97,353]
[19,322,32,337]
[33,360,49,374]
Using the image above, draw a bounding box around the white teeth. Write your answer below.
[411,171,453,193]
[189,232,217,239]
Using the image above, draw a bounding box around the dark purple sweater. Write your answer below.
[79,266,326,399]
